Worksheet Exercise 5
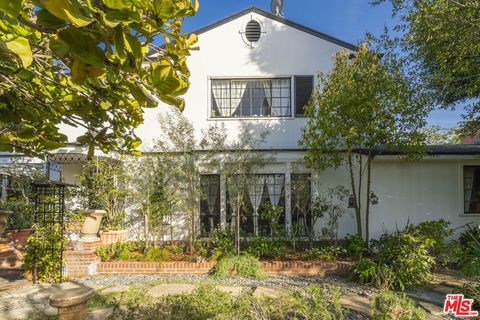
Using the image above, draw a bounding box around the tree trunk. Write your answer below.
[365,156,372,246]
[236,196,241,255]
[144,214,149,250]
[348,153,362,238]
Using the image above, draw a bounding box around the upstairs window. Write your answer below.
[295,76,314,116]
[211,78,291,118]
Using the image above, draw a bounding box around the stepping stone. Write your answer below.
[253,286,287,298]
[216,286,244,297]
[340,295,371,316]
[147,284,196,298]
[404,289,445,307]
[101,285,129,295]
[416,300,444,320]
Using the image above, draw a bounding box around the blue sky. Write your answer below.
[179,0,463,128]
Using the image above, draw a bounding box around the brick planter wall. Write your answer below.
[64,250,101,279]
[261,261,352,276]
[0,249,23,269]
[97,261,216,275]
[63,259,353,279]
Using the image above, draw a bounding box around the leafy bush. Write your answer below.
[406,219,454,265]
[350,258,378,284]
[461,282,480,311]
[370,232,435,290]
[212,254,265,279]
[208,229,235,259]
[456,224,480,277]
[303,246,345,261]
[343,234,368,259]
[459,224,480,248]
[106,284,344,320]
[23,224,68,283]
[245,237,286,259]
[371,291,427,320]
[351,229,436,290]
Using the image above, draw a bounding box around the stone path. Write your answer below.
[0,273,469,320]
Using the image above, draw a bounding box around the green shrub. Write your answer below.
[350,258,378,284]
[23,224,68,283]
[406,219,453,265]
[371,291,427,320]
[106,284,344,320]
[370,232,435,290]
[245,237,286,259]
[144,247,171,261]
[458,224,480,277]
[208,229,235,259]
[212,254,265,279]
[461,282,480,311]
[303,246,345,261]
[343,234,368,259]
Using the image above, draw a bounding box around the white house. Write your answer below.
[53,7,479,241]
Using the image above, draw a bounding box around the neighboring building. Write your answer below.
[54,7,480,240]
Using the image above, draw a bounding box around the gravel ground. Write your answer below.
[77,274,376,297]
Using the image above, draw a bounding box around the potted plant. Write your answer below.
[79,159,129,245]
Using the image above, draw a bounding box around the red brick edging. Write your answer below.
[64,254,353,279]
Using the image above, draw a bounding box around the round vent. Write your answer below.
[245,20,261,42]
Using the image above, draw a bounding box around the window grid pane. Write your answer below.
[211,78,291,118]
[200,175,221,235]
[464,166,480,213]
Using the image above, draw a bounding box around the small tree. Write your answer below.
[78,159,128,231]
[314,186,349,245]
[301,43,428,243]
[202,124,270,254]
[127,153,176,248]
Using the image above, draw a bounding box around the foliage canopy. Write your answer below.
[0,0,198,155]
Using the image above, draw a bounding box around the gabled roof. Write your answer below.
[149,6,357,56]
[193,7,357,51]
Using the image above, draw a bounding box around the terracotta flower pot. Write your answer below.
[100,229,129,246]
[80,210,105,242]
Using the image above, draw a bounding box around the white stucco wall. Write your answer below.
[135,11,350,150]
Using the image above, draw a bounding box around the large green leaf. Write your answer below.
[57,27,106,68]
[113,27,127,62]
[102,0,127,9]
[4,36,32,67]
[0,0,24,17]
[42,0,93,27]
[153,0,176,20]
[104,9,142,27]
[36,8,66,28]
[63,8,93,27]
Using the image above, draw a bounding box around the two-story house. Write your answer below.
[55,7,480,241]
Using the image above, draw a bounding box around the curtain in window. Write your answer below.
[201,178,219,216]
[248,176,265,235]
[262,80,271,115]
[266,175,284,208]
[271,79,290,116]
[231,80,248,116]
[211,80,231,116]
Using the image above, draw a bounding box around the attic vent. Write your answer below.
[245,20,261,42]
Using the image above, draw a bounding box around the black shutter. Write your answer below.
[295,76,314,116]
